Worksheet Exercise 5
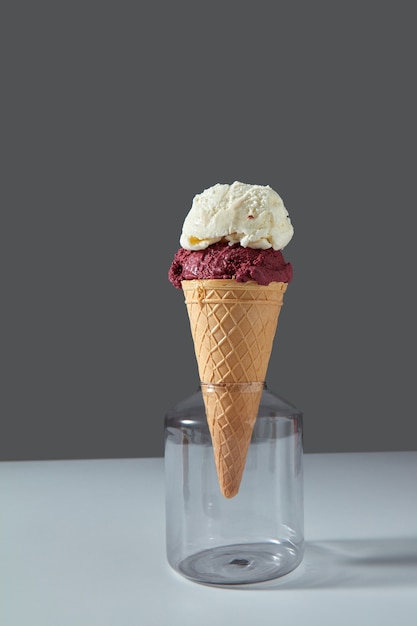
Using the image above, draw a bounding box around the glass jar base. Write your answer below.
[177,541,304,585]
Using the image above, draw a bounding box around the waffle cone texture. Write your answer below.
[182,279,287,498]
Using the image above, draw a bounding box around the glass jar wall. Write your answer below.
[164,384,304,585]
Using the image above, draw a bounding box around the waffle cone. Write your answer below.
[182,279,287,498]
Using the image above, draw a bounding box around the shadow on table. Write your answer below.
[234,537,417,591]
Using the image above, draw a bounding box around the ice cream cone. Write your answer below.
[182,279,287,498]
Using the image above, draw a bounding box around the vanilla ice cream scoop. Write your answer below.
[179,181,294,251]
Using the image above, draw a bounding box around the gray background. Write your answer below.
[1,3,416,461]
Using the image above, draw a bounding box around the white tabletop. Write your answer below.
[1,451,416,626]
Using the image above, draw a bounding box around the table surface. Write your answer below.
[1,451,416,626]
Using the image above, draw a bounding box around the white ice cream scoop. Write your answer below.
[180,181,294,251]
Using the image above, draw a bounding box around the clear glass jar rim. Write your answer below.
[200,381,266,393]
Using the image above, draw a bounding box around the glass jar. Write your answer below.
[164,383,304,585]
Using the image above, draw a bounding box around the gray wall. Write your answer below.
[2,4,416,461]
